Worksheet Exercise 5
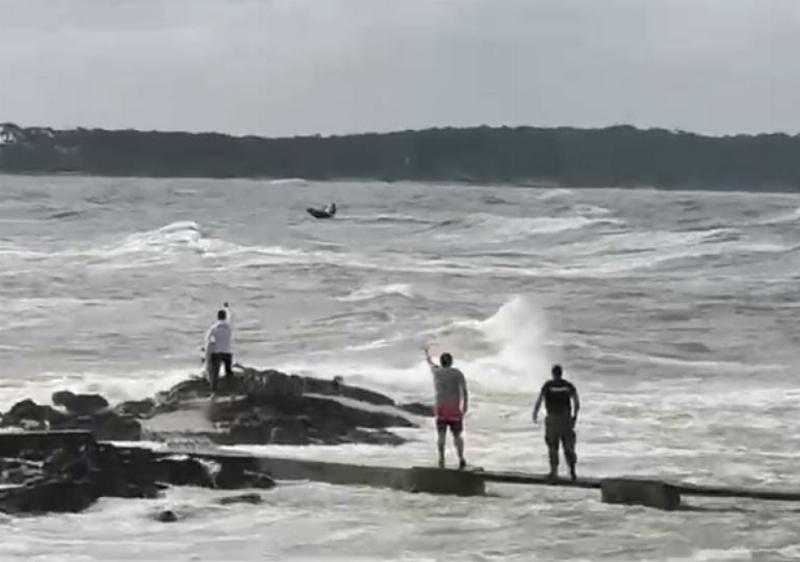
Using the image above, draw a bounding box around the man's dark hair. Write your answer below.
[440,353,453,367]
[552,364,563,378]
[217,309,227,320]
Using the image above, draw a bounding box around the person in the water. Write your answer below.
[532,364,580,481]
[424,345,469,469]
[307,202,336,218]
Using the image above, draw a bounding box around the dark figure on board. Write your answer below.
[204,304,234,393]
[532,364,580,481]
[424,345,469,469]
[306,202,336,219]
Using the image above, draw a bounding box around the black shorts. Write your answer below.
[436,417,463,435]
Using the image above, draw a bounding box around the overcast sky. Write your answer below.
[1,0,798,137]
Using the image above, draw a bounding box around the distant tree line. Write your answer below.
[1,123,799,190]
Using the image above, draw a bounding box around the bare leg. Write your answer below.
[437,428,446,467]
[454,433,466,468]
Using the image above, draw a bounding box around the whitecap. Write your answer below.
[337,283,417,302]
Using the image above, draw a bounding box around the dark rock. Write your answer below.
[2,399,68,428]
[0,479,99,514]
[0,458,43,484]
[153,455,215,488]
[52,391,109,416]
[237,369,303,399]
[114,398,156,418]
[53,411,141,441]
[301,395,414,430]
[217,493,262,505]
[398,402,434,417]
[242,470,277,489]
[300,375,395,406]
[93,445,162,499]
[156,509,178,522]
[214,462,276,490]
[43,446,98,481]
[224,410,310,445]
[159,377,212,405]
[200,369,414,446]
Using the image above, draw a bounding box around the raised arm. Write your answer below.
[423,344,436,368]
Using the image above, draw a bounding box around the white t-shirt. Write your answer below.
[206,320,233,354]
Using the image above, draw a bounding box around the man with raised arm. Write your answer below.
[533,364,580,481]
[424,345,469,469]
[204,303,233,394]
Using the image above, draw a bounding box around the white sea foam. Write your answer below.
[337,283,416,302]
[0,367,191,411]
[437,213,622,244]
[573,203,613,216]
[277,295,554,397]
[756,206,800,225]
[537,188,574,199]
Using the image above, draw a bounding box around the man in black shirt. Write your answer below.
[532,364,580,481]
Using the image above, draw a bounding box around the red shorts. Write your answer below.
[434,403,462,421]
[435,403,463,434]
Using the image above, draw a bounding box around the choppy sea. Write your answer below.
[2,175,800,561]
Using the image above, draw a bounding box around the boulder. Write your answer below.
[2,399,68,428]
[92,445,163,499]
[155,509,178,523]
[225,412,310,445]
[114,398,156,418]
[0,478,99,514]
[152,455,215,488]
[52,391,109,416]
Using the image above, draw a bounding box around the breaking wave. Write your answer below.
[435,213,623,243]
[337,283,417,302]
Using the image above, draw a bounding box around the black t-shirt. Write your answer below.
[541,379,576,416]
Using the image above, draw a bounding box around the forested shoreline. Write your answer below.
[2,122,799,190]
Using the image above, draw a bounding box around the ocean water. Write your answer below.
[2,175,800,561]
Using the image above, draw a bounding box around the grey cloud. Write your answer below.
[1,0,798,136]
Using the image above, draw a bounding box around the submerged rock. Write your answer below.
[155,509,178,523]
[216,493,263,505]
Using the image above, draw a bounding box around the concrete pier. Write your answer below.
[600,478,681,511]
[7,432,800,509]
[242,455,485,496]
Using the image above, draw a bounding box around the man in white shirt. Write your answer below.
[205,305,233,392]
